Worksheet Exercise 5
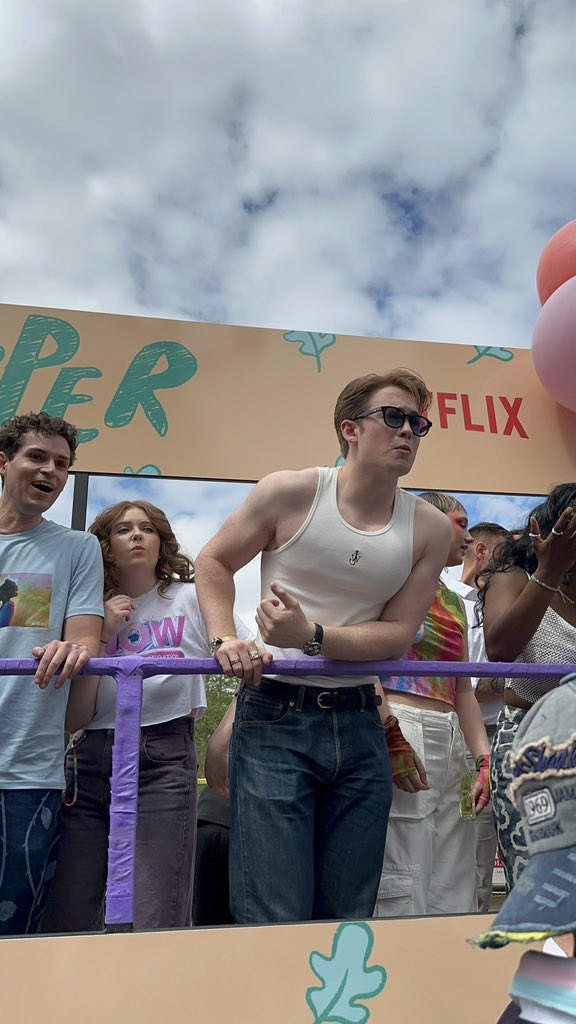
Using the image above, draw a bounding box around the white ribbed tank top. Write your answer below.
[260,466,416,688]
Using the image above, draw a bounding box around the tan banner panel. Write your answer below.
[0,915,522,1024]
[0,303,573,493]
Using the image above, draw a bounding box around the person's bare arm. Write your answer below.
[195,470,318,683]
[484,509,576,662]
[475,676,505,703]
[454,628,490,811]
[65,596,135,734]
[204,698,238,797]
[455,680,490,763]
[483,568,554,662]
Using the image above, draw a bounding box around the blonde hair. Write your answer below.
[334,369,432,457]
[89,500,194,599]
[418,491,466,515]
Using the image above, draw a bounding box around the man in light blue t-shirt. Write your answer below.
[0,412,104,935]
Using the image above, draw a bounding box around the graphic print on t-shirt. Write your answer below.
[114,614,185,658]
[0,573,52,629]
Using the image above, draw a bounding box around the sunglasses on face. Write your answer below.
[353,405,433,437]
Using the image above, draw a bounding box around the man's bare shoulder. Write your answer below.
[251,469,320,549]
[412,495,452,544]
[254,467,319,504]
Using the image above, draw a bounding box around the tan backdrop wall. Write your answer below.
[0,915,523,1024]
[1,303,574,492]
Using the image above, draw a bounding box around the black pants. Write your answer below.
[192,820,233,926]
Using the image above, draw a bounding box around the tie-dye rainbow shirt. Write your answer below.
[383,581,466,707]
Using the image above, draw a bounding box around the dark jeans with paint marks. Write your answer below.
[0,788,61,936]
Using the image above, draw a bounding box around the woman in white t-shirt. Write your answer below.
[42,500,249,932]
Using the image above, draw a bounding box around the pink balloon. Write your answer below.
[536,220,576,305]
[532,274,576,412]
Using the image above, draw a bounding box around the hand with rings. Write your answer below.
[527,506,576,582]
[214,638,271,686]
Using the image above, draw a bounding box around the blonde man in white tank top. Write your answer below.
[195,370,452,924]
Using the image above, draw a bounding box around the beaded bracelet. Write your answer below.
[529,573,559,595]
[529,574,575,605]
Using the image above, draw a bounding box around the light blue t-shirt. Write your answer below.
[0,519,104,789]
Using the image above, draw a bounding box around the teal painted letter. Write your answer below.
[105,342,198,435]
[0,315,80,422]
[43,367,102,443]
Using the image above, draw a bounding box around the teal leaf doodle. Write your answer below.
[306,922,387,1024]
[467,346,515,365]
[283,331,337,373]
[123,465,162,476]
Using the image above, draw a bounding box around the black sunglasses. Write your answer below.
[354,405,433,437]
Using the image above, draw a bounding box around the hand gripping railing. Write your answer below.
[1,656,574,930]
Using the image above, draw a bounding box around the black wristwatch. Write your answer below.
[302,622,324,657]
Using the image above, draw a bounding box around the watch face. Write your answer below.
[303,641,322,656]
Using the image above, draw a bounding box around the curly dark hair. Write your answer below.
[89,500,195,599]
[0,412,78,465]
[477,483,576,618]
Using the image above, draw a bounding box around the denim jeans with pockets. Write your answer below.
[229,680,392,924]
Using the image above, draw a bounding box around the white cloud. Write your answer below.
[0,0,573,350]
[6,0,575,626]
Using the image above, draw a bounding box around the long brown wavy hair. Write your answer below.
[89,500,194,599]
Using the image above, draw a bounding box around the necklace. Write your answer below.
[558,588,576,606]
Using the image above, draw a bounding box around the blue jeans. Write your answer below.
[0,789,62,935]
[229,682,392,924]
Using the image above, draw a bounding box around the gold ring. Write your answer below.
[249,651,261,661]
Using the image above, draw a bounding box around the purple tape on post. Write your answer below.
[102,657,143,928]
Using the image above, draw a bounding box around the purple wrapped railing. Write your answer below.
[1,656,574,930]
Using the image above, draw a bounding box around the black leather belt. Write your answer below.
[244,678,381,710]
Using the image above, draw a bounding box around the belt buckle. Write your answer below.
[316,690,337,709]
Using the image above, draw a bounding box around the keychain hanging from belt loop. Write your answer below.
[62,731,80,808]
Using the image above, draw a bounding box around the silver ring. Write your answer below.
[528,532,538,539]
[552,527,564,537]
[230,658,242,666]
[249,650,261,662]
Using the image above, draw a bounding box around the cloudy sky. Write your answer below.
[4,0,573,624]
[2,0,574,344]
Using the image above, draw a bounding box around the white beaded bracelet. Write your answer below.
[529,573,559,595]
[529,574,575,605]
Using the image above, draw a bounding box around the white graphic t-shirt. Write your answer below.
[89,580,252,729]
